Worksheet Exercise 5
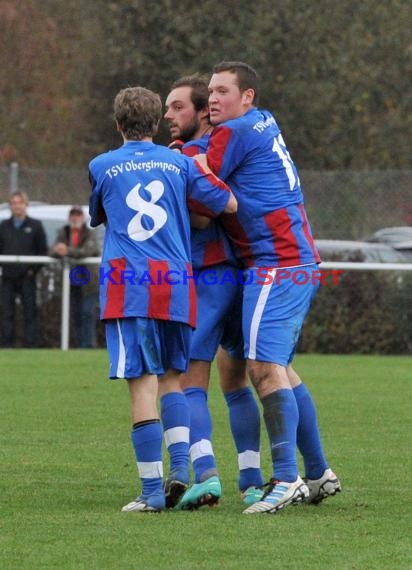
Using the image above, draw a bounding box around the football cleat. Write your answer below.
[304,468,342,505]
[241,485,265,506]
[175,475,221,510]
[121,490,165,513]
[243,476,309,514]
[164,468,189,508]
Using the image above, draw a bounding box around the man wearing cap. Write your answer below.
[50,206,100,348]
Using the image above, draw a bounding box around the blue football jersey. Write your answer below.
[207,108,320,268]
[89,140,231,324]
[183,136,240,269]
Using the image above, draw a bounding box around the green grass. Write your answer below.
[0,351,410,569]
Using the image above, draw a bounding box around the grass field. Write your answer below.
[0,351,410,569]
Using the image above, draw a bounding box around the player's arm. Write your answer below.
[187,159,237,217]
[88,168,107,227]
[205,125,243,180]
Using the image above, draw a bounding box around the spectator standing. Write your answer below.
[49,206,100,348]
[0,191,47,347]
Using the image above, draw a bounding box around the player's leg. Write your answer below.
[288,365,341,504]
[242,266,319,514]
[123,373,165,512]
[158,369,191,508]
[217,347,264,502]
[105,317,171,513]
[107,317,165,512]
[176,265,238,509]
[146,320,193,508]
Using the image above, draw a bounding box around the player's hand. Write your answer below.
[193,153,211,172]
[190,212,210,230]
[168,140,184,153]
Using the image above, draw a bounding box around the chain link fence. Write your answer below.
[1,166,411,239]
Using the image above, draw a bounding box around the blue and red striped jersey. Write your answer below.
[89,140,231,324]
[206,108,320,268]
[183,136,240,269]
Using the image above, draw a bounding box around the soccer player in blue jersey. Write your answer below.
[164,75,264,509]
[202,62,341,514]
[88,86,237,512]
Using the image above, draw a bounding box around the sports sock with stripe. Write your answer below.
[262,388,299,483]
[224,386,264,491]
[183,387,218,483]
[131,419,163,497]
[160,392,190,482]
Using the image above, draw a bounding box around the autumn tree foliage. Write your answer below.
[1,0,411,169]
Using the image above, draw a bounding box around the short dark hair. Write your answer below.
[114,87,162,140]
[170,74,210,112]
[212,61,259,104]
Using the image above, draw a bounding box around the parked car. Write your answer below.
[363,226,412,262]
[315,239,407,263]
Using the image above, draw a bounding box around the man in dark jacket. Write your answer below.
[49,206,100,348]
[0,191,47,347]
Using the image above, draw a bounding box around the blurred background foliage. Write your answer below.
[1,0,411,169]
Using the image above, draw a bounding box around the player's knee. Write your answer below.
[247,361,289,397]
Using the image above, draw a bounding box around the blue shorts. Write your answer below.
[243,265,320,366]
[190,264,244,361]
[105,317,192,379]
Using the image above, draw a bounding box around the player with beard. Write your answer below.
[164,75,264,509]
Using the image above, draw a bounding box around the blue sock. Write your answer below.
[224,386,264,491]
[184,387,217,483]
[160,392,190,483]
[262,389,298,483]
[131,420,163,497]
[293,382,328,479]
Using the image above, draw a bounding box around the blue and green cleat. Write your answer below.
[241,485,265,506]
[175,476,222,510]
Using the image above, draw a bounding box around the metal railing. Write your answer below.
[1,255,412,350]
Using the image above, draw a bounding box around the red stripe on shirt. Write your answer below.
[203,239,226,267]
[186,262,197,328]
[103,257,126,319]
[264,208,302,267]
[207,126,232,177]
[183,145,201,157]
[298,204,321,263]
[221,213,253,261]
[148,259,172,321]
[187,196,216,218]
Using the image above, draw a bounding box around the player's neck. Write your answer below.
[122,135,153,143]
[194,124,213,140]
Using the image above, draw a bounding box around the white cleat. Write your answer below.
[243,476,309,514]
[304,468,342,505]
[121,492,165,512]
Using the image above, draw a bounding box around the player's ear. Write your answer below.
[242,88,255,106]
[199,106,210,121]
[116,121,122,132]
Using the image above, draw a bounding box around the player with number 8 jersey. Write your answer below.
[89,127,235,327]
[88,86,237,513]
